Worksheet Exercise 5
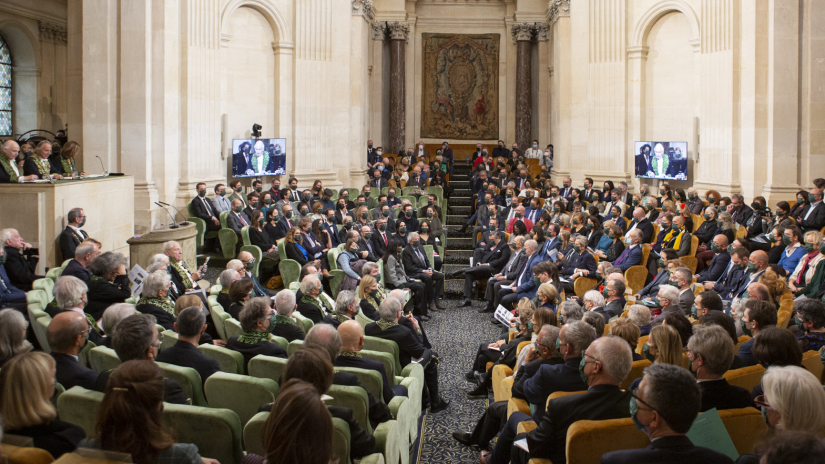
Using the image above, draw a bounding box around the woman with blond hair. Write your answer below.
[0,352,84,457]
[609,318,643,361]
[642,323,683,366]
[51,141,82,176]
[788,230,824,298]
[0,308,32,367]
[357,274,384,320]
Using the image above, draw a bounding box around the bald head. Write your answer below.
[633,207,644,220]
[47,311,88,354]
[338,320,364,351]
[750,250,768,270]
[2,140,19,161]
[238,251,253,262]
[747,282,771,301]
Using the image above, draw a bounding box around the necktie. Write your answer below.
[203,198,213,216]
[240,214,247,226]
[287,219,292,228]
[415,249,424,264]
[615,247,630,266]
[382,233,387,246]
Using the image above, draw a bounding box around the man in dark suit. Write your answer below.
[0,248,28,312]
[48,311,98,391]
[519,321,595,422]
[402,233,446,311]
[671,267,695,316]
[96,313,190,404]
[370,168,388,189]
[695,235,732,283]
[366,140,378,168]
[738,300,776,367]
[364,298,450,412]
[600,363,735,464]
[494,335,634,464]
[625,207,655,244]
[634,143,652,176]
[612,229,644,272]
[285,177,301,202]
[232,141,251,176]
[156,308,220,384]
[597,279,625,322]
[227,199,251,237]
[192,182,221,252]
[558,236,599,294]
[2,229,42,292]
[320,210,342,248]
[276,204,296,238]
[407,166,426,189]
[356,226,379,262]
[582,177,600,203]
[267,287,305,342]
[495,240,540,310]
[441,142,454,175]
[58,208,88,262]
[798,187,825,232]
[456,232,510,306]
[337,320,408,402]
[634,249,677,299]
[728,194,755,227]
[705,247,749,300]
[61,241,98,283]
[686,325,753,412]
[243,192,259,220]
[371,217,391,258]
[483,237,528,313]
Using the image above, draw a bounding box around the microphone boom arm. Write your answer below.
[155,202,179,229]
[158,201,190,226]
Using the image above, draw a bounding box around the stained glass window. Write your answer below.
[0,34,11,137]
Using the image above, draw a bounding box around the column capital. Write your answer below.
[38,21,67,44]
[536,23,551,41]
[352,0,375,20]
[371,22,387,41]
[547,0,570,24]
[511,23,535,42]
[387,21,410,41]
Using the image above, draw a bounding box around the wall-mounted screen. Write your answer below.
[232,138,286,178]
[634,141,688,180]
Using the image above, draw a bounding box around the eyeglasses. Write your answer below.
[582,351,601,365]
[753,395,771,410]
[630,385,655,412]
[153,331,165,349]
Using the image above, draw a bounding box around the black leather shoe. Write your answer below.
[452,431,474,447]
[419,315,431,321]
[474,371,486,385]
[465,371,476,381]
[466,386,488,399]
[460,299,472,307]
[478,306,494,313]
[430,399,451,413]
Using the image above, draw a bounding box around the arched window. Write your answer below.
[0,34,11,137]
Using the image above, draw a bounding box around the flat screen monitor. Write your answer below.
[634,141,688,180]
[231,138,287,178]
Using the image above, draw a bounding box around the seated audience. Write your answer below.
[58,208,89,261]
[337,320,407,402]
[23,141,63,180]
[641,324,683,367]
[47,310,99,391]
[226,297,287,368]
[155,307,220,384]
[97,314,189,404]
[738,299,777,366]
[269,290,305,342]
[323,290,359,328]
[609,318,643,361]
[402,232,446,311]
[601,363,734,464]
[750,327,803,400]
[1,228,42,291]
[164,240,204,293]
[135,270,177,330]
[692,289,723,319]
[61,240,99,283]
[81,360,219,464]
[0,308,32,367]
[793,298,825,351]
[383,236,428,317]
[86,251,130,320]
[558,300,584,324]
[628,304,652,335]
[651,285,681,324]
[217,268,239,312]
[0,352,84,458]
[227,278,254,320]
[49,275,104,345]
[686,325,752,411]
[365,298,449,412]
[296,274,332,323]
[99,303,136,347]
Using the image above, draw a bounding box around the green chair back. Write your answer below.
[210,284,222,295]
[219,229,239,259]
[327,384,372,434]
[329,270,344,299]
[220,211,230,229]
[204,372,279,426]
[334,366,384,403]
[207,294,219,307]
[402,187,419,197]
[210,303,230,341]
[77,340,96,369]
[243,411,269,456]
[332,417,353,464]
[360,349,398,381]
[277,240,287,261]
[269,334,288,351]
[328,247,340,270]
[199,344,246,375]
[89,346,121,374]
[417,196,429,209]
[363,336,402,374]
[423,245,434,270]
[125,296,138,305]
[187,201,207,247]
[225,318,244,340]
[33,316,51,353]
[355,309,374,329]
[279,259,301,289]
[241,244,263,277]
[26,289,49,311]
[156,362,207,406]
[346,188,360,200]
[33,278,54,301]
[45,266,62,282]
[163,402,244,464]
[248,355,288,383]
[286,339,303,357]
[56,386,104,438]
[241,226,253,247]
[160,330,178,351]
[292,312,314,334]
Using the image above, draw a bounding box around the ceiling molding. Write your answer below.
[0,3,67,27]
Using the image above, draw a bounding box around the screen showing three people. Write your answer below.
[232,138,287,178]
[634,141,688,180]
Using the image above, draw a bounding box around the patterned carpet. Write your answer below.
[416,298,504,464]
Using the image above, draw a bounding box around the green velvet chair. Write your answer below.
[242,411,269,456]
[286,339,303,357]
[240,226,262,277]
[362,336,402,375]
[401,187,419,197]
[346,188,360,200]
[89,346,121,374]
[210,284,222,295]
[33,315,51,354]
[224,318,244,340]
[276,239,288,261]
[187,200,219,251]
[416,196,429,210]
[328,385,404,464]
[162,402,244,464]
[398,195,416,206]
[199,344,246,375]
[355,309,374,329]
[269,334,288,351]
[327,247,345,297]
[156,362,207,406]
[56,386,104,438]
[45,266,63,282]
[247,354,288,384]
[292,312,314,334]
[160,330,178,351]
[27,289,49,311]
[204,372,279,426]
[210,304,230,341]
[33,278,54,301]
[279,258,301,289]
[423,245,434,271]
[219,210,230,229]
[77,341,96,370]
[207,294,219,307]
[358,350,423,443]
[218,228,239,260]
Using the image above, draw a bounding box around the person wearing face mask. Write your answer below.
[211,183,231,214]
[284,177,300,202]
[246,210,279,264]
[736,300,777,367]
[684,325,752,412]
[226,198,251,238]
[242,192,258,220]
[793,299,825,351]
[798,187,825,233]
[492,139,510,159]
[523,139,541,159]
[393,219,409,244]
[455,231,510,307]
[333,197,352,227]
[400,204,419,233]
[481,237,528,313]
[366,140,378,167]
[191,182,222,252]
[557,236,598,294]
[649,285,682,324]
[603,364,734,464]
[610,229,643,272]
[402,233,446,311]
[502,335,633,464]
[58,207,89,262]
[273,204,295,238]
[381,237,428,317]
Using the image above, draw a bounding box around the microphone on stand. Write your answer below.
[155,202,179,229]
[95,156,108,176]
[158,201,190,225]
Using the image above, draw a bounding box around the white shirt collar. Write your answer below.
[68,225,81,234]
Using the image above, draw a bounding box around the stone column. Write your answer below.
[349,0,375,187]
[369,22,387,147]
[547,0,571,184]
[387,22,409,155]
[512,23,534,151]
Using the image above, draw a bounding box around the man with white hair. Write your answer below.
[401,232,446,311]
[234,251,274,297]
[388,288,433,349]
[686,325,752,412]
[494,239,541,310]
[0,140,38,183]
[0,247,28,312]
[365,298,449,413]
[558,235,598,294]
[295,274,330,323]
[628,304,653,335]
[50,275,105,345]
[100,303,136,343]
[164,240,204,293]
[651,285,682,324]
[323,290,358,328]
[269,289,304,342]
[612,228,644,272]
[625,207,654,244]
[135,270,177,330]
[217,269,240,312]
[62,240,100,284]
[1,228,42,291]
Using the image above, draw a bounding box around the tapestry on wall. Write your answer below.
[420,33,500,140]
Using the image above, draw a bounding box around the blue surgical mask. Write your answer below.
[579,356,588,384]
[630,395,649,432]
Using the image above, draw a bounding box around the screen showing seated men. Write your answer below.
[634,141,688,180]
[232,138,287,178]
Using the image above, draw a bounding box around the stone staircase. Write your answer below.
[443,162,474,299]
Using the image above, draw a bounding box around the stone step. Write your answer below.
[453,189,472,195]
[450,199,473,208]
[447,237,473,250]
[446,216,467,226]
[446,225,473,237]
[449,205,472,215]
[445,249,472,264]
